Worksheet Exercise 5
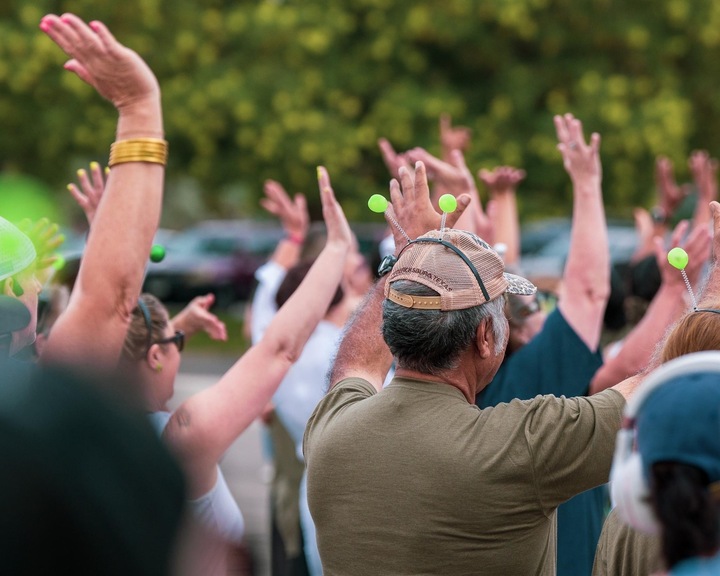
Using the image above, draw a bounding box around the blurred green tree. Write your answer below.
[1,0,718,226]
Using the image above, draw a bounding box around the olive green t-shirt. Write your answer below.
[592,507,662,576]
[304,376,625,576]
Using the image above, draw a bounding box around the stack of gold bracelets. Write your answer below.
[108,138,168,167]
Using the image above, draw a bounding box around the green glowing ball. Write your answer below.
[52,255,66,271]
[438,194,457,213]
[150,245,166,263]
[368,194,388,213]
[667,247,688,270]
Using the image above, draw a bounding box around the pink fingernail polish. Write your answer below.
[39,19,51,32]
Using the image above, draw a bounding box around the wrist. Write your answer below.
[116,97,164,139]
[286,232,304,246]
[651,206,668,225]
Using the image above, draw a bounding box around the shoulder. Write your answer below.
[303,377,376,452]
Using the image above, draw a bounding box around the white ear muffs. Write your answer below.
[609,351,720,534]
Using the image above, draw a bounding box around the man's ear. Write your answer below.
[475,319,493,359]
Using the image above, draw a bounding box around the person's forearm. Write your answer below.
[560,177,610,350]
[328,278,393,391]
[698,260,720,307]
[590,284,687,394]
[166,237,350,472]
[489,191,520,265]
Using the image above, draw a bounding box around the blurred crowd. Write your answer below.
[3,12,720,576]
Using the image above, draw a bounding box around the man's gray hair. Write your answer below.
[382,280,507,376]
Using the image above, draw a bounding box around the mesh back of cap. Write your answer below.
[0,218,36,282]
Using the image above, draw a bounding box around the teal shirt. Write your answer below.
[477,309,606,576]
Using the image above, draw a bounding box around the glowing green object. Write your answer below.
[438,194,457,213]
[150,244,166,263]
[368,194,388,213]
[667,247,688,270]
[52,255,66,271]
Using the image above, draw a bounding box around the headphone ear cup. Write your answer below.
[611,452,660,535]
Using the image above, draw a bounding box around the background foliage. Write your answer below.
[2,0,719,227]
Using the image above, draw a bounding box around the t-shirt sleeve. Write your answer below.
[250,261,286,345]
[522,388,625,512]
[302,377,375,463]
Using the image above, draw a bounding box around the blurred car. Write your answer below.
[143,220,284,307]
[519,218,638,286]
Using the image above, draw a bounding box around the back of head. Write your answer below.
[0,362,186,574]
[611,352,720,570]
[275,259,343,311]
[660,306,720,364]
[381,229,535,375]
[122,293,169,363]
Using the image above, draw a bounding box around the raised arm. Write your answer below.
[589,220,711,393]
[170,294,227,342]
[260,179,309,270]
[554,113,609,351]
[161,169,351,494]
[697,201,720,306]
[439,113,471,163]
[478,166,525,266]
[39,14,165,369]
[404,147,490,240]
[688,150,718,232]
[328,162,471,391]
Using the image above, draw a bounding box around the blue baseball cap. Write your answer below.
[636,372,720,484]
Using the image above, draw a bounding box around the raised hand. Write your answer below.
[655,156,688,219]
[67,162,107,226]
[378,138,412,179]
[386,162,470,249]
[688,150,718,230]
[657,220,710,291]
[316,167,352,252]
[260,180,309,243]
[439,113,471,161]
[39,14,160,112]
[478,166,526,194]
[16,218,65,285]
[171,294,227,341]
[554,113,601,185]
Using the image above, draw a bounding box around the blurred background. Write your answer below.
[2,0,718,227]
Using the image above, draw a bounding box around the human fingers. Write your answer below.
[444,194,472,229]
[39,15,83,58]
[413,161,431,204]
[398,165,416,203]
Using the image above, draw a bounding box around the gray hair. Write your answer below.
[382,280,508,376]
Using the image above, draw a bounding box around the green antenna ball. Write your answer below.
[52,255,66,271]
[150,244,166,263]
[667,247,688,270]
[368,194,388,213]
[438,194,458,213]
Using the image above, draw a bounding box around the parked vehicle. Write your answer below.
[143,220,284,307]
[519,217,638,284]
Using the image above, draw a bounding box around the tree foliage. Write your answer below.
[1,0,719,226]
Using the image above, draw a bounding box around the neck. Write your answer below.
[394,366,478,404]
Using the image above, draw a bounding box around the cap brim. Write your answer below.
[504,273,537,296]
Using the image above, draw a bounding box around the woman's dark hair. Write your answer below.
[275,259,343,311]
[650,462,720,569]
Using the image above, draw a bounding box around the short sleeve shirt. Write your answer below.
[304,376,625,576]
[477,308,607,576]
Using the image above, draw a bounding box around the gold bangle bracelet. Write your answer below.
[108,138,169,167]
